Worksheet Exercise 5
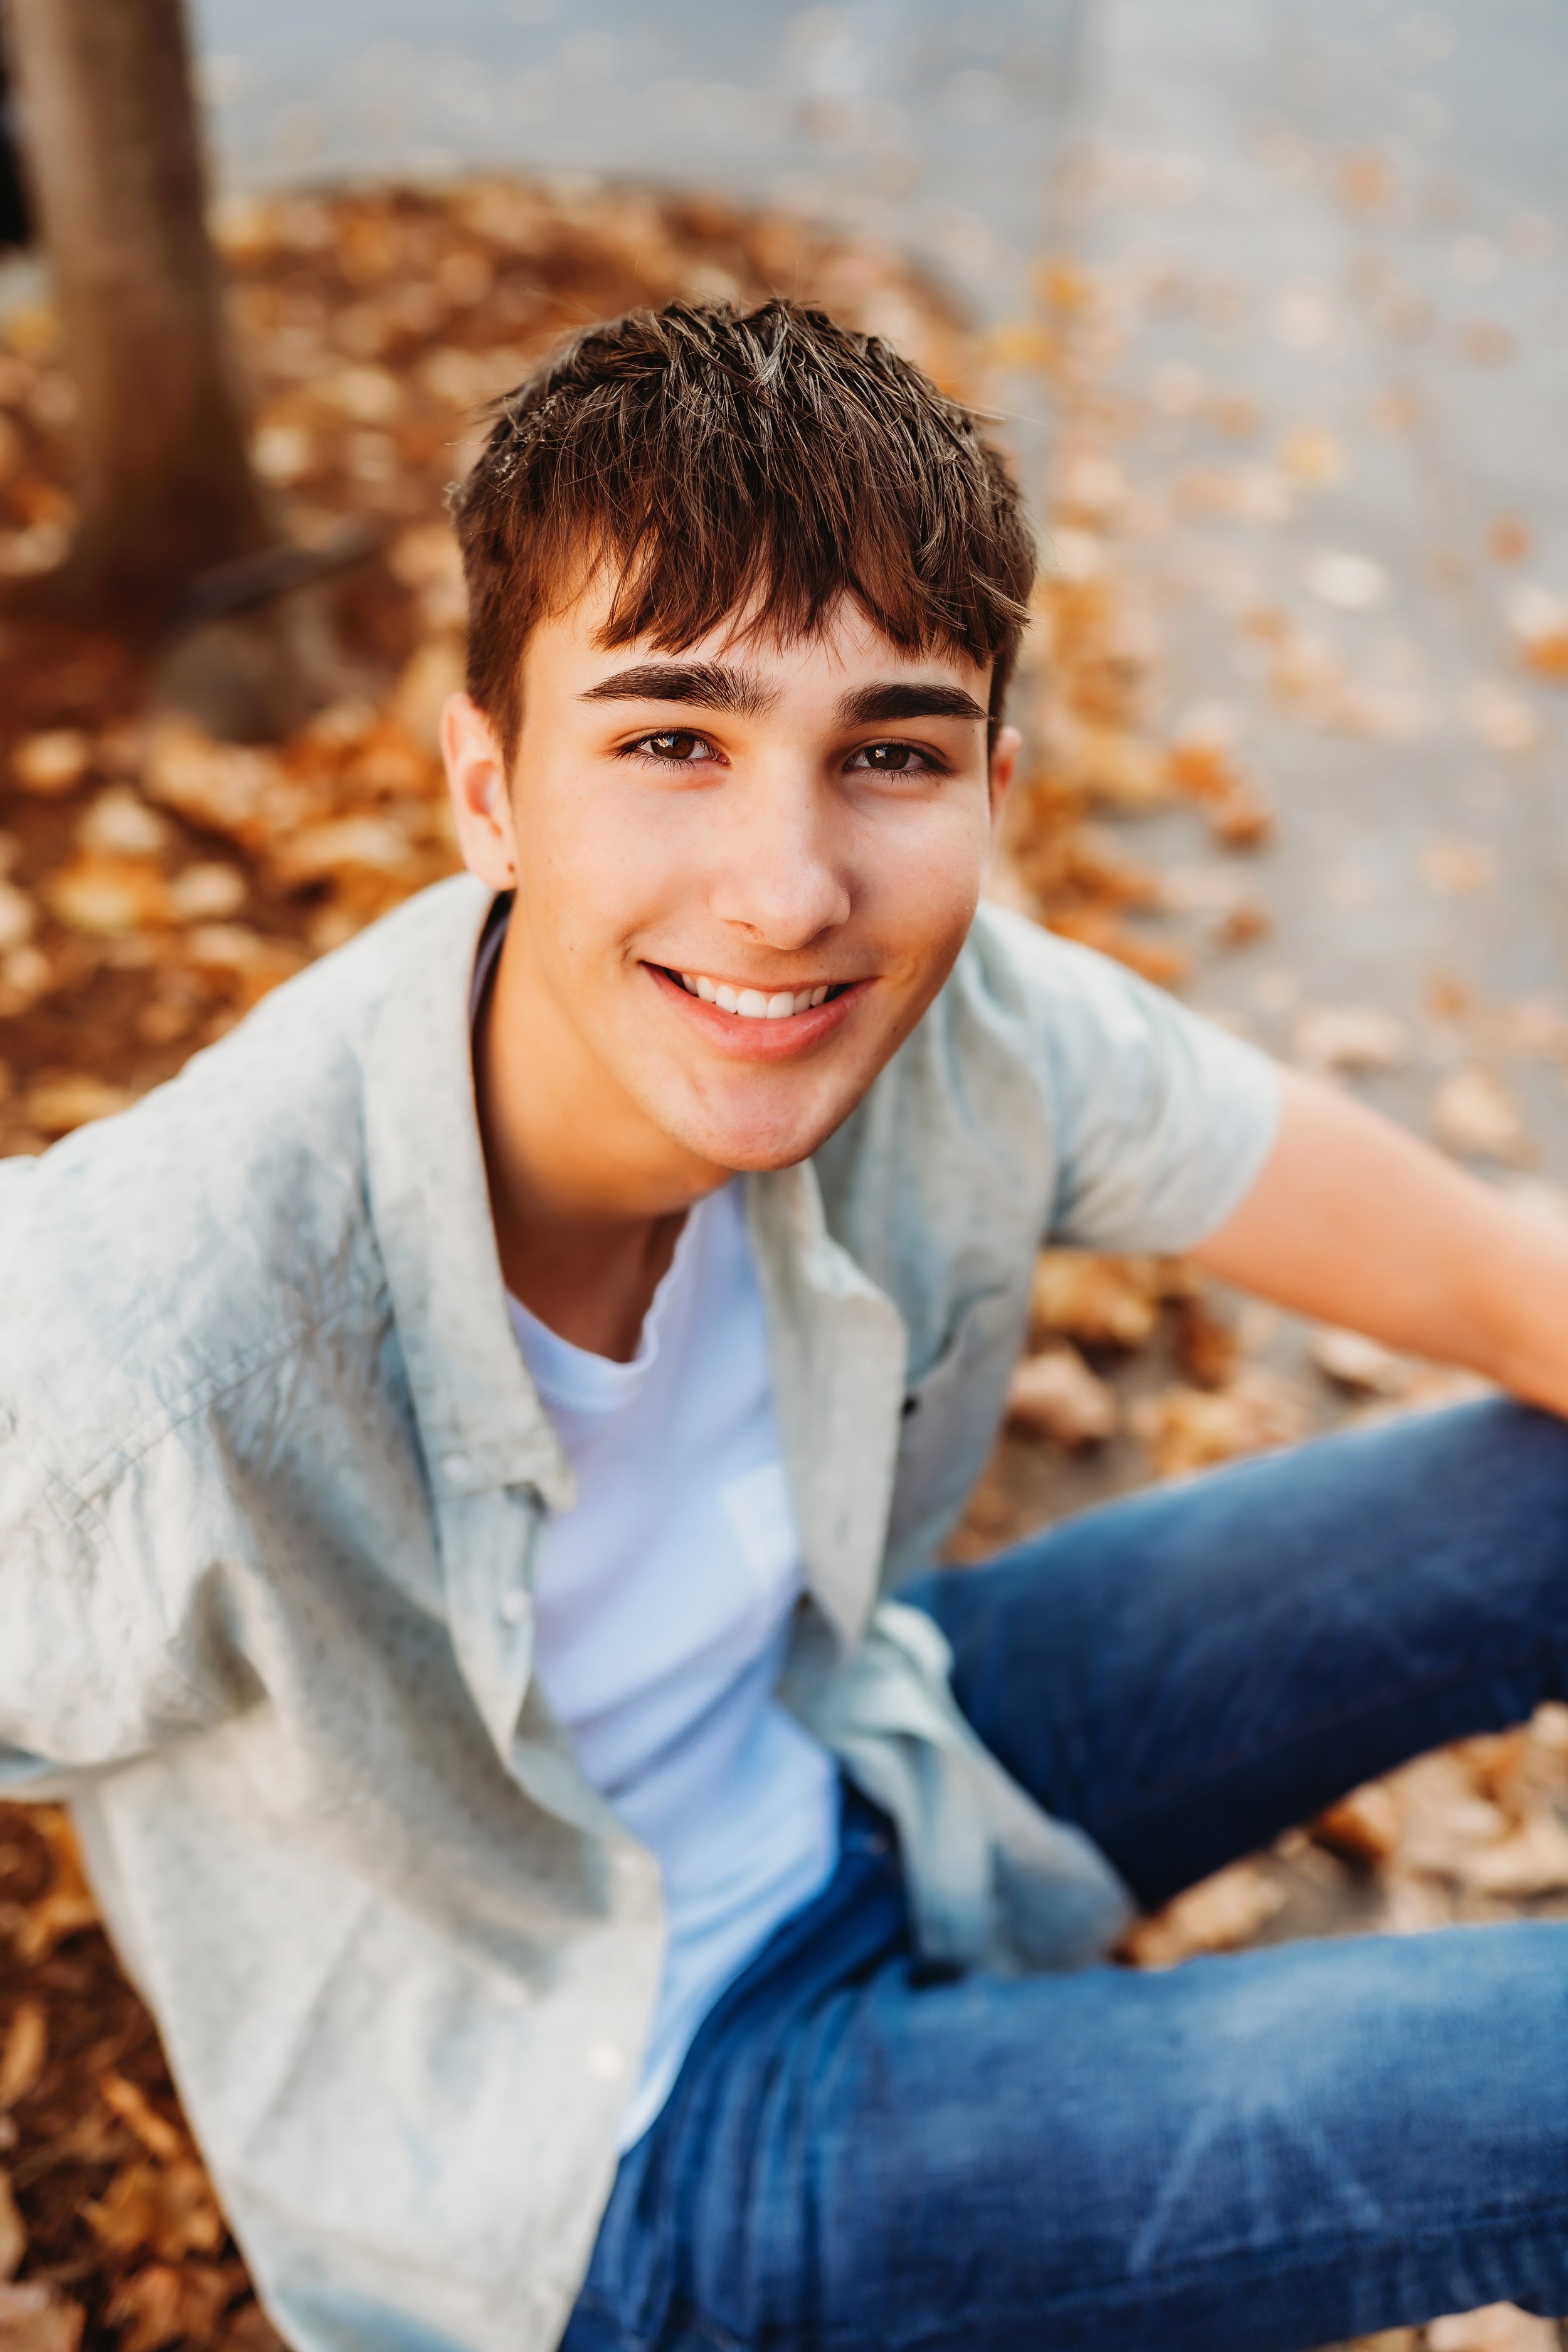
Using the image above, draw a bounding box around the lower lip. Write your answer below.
[645,964,867,1059]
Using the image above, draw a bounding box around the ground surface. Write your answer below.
[3,4,1568,2348]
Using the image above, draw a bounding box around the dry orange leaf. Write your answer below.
[83,2155,223,2263]
[1030,1253,1163,1350]
[45,856,169,938]
[1133,1368,1310,1479]
[10,730,90,797]
[0,2003,46,2112]
[99,2072,186,2164]
[1005,1344,1118,1449]
[0,2282,84,2352]
[1122,1861,1285,1967]
[0,2170,24,2282]
[12,1810,98,1962]
[104,2265,234,2352]
[22,1075,135,1139]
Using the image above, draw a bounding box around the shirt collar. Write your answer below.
[361,875,575,1512]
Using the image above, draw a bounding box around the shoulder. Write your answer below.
[0,876,486,1480]
[864,899,1180,1131]
[948,899,1189,1052]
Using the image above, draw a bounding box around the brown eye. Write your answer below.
[645,730,702,760]
[861,743,913,770]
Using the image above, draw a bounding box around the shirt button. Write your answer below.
[440,1449,472,1483]
[498,1586,529,1627]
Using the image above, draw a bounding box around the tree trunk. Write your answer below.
[4,0,275,631]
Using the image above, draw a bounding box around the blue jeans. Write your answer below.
[563,1400,1568,2352]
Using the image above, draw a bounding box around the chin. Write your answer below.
[653,1084,857,1179]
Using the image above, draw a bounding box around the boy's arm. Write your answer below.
[1194,1068,1568,1420]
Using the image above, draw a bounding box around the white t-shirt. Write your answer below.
[507,1180,840,2148]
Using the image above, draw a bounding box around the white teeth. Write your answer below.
[679,972,839,1019]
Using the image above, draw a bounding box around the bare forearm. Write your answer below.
[1195,1069,1568,1418]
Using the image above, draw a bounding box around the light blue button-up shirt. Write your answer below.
[0,876,1279,2352]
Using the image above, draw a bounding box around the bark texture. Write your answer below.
[5,0,274,627]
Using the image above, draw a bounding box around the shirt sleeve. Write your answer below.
[0,1414,253,1797]
[977,904,1283,1254]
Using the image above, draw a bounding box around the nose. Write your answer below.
[707,768,853,952]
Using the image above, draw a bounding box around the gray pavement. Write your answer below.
[189,0,1087,328]
[1064,0,1568,1183]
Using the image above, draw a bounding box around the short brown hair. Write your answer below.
[451,299,1034,760]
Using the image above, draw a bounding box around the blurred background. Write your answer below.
[1,7,1568,2350]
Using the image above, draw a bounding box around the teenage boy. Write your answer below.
[6,300,1568,2352]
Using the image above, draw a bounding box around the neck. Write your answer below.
[475,911,726,1360]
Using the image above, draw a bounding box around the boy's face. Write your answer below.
[445,580,1019,1181]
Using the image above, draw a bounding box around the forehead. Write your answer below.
[527,573,992,704]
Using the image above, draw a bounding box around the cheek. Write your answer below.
[516,780,684,960]
[859,797,989,960]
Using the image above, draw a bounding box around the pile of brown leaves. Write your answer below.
[1,1806,278,2352]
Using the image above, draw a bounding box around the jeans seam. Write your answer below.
[793,2196,1568,2351]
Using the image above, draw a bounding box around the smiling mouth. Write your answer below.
[662,968,854,1022]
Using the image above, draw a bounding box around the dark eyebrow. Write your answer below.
[836,681,988,728]
[579,662,780,716]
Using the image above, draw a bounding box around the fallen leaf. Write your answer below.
[0,2170,24,2281]
[44,856,169,938]
[1005,1344,1119,1449]
[1432,1067,1530,1162]
[22,1076,135,1139]
[1428,2306,1560,2352]
[1459,1809,1568,1897]
[1466,679,1543,754]
[1030,1253,1163,1349]
[1122,1861,1285,1966]
[143,724,283,837]
[83,2156,223,2262]
[10,730,90,797]
[1279,425,1347,484]
[1311,1782,1402,1864]
[98,2073,186,2164]
[1132,1367,1310,1478]
[1057,724,1172,811]
[1305,549,1388,609]
[104,2265,234,2352]
[271,815,417,883]
[1508,586,1568,682]
[1419,837,1496,896]
[1309,1327,1416,1396]
[77,787,170,859]
[1172,1292,1238,1389]
[1164,737,1271,848]
[12,1809,98,1961]
[0,884,33,955]
[167,863,247,923]
[0,2282,83,2352]
[1293,1005,1409,1074]
[0,2003,46,2112]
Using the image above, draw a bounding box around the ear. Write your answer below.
[442,693,519,889]
[987,724,1022,832]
